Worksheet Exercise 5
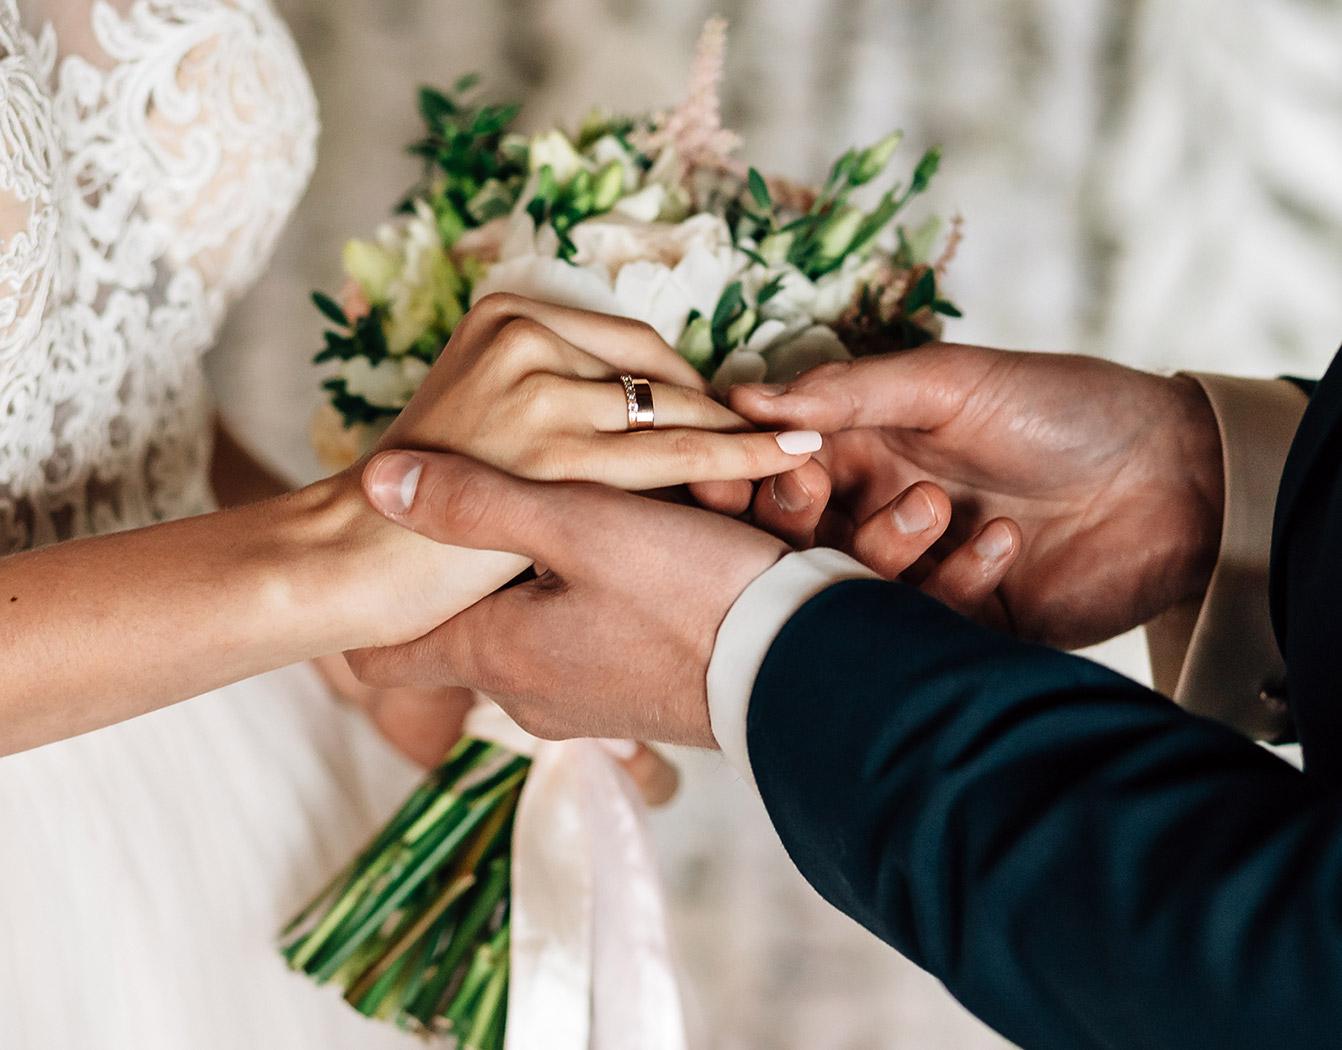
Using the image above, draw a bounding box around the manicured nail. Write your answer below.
[755,383,787,397]
[367,453,422,515]
[975,521,1016,561]
[598,739,639,761]
[892,487,937,534]
[771,471,813,514]
[775,430,822,455]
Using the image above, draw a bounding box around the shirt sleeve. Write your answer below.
[706,548,876,789]
[1145,374,1309,739]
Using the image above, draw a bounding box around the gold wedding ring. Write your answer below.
[620,374,656,431]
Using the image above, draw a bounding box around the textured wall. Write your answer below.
[212,2,1342,1046]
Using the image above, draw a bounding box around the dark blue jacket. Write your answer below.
[747,351,1342,1049]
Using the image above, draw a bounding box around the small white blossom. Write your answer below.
[340,356,432,410]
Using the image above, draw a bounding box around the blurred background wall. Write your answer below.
[212,2,1342,1046]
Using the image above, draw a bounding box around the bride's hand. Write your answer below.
[377,293,821,488]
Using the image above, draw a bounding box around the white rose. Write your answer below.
[340,356,431,410]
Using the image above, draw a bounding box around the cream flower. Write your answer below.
[474,212,747,348]
[339,356,432,410]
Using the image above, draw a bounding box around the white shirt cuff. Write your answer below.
[706,549,877,791]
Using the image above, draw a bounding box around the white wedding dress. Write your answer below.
[0,1,429,1045]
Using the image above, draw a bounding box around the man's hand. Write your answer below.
[728,344,1225,649]
[346,451,1015,746]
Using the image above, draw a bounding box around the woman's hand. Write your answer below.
[378,293,822,490]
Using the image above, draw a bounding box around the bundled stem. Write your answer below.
[281,738,527,1045]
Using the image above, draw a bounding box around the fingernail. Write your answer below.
[771,471,813,514]
[367,453,422,515]
[775,430,822,455]
[755,384,787,397]
[975,521,1016,561]
[598,739,639,761]
[892,487,937,534]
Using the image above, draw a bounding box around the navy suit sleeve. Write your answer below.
[747,581,1342,1050]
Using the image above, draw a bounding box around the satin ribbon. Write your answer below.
[464,703,690,1050]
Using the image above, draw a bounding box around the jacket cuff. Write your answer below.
[1145,374,1308,739]
[706,549,876,791]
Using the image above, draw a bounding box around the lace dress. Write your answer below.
[0,1,423,1044]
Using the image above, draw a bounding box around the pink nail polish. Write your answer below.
[775,430,822,455]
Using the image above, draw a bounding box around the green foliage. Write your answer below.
[405,78,527,243]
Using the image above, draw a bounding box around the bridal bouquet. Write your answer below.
[289,18,962,1046]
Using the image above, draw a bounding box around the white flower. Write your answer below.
[588,134,640,192]
[472,253,623,316]
[811,255,877,322]
[474,211,747,349]
[711,348,768,394]
[761,324,851,384]
[612,184,668,223]
[339,356,432,410]
[528,130,585,185]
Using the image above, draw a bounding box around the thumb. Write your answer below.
[727,347,974,432]
[363,450,560,564]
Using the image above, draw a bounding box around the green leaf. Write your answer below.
[903,269,937,314]
[453,73,481,95]
[312,291,348,327]
[756,274,786,306]
[417,87,455,127]
[737,246,769,268]
[710,281,745,339]
[909,147,942,195]
[932,299,963,318]
[747,168,772,211]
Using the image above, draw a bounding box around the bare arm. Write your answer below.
[0,472,522,756]
[0,296,815,758]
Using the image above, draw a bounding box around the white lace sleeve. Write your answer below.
[0,0,316,551]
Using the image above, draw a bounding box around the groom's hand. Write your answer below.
[346,451,1013,746]
[347,451,788,746]
[728,344,1225,649]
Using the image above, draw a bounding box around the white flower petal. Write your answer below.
[612,184,667,223]
[471,255,622,316]
[711,348,769,394]
[764,325,852,384]
[612,261,694,346]
[745,318,789,351]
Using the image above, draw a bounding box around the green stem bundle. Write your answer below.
[281,738,529,1046]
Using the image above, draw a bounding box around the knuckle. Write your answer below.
[414,459,499,539]
[667,431,711,474]
[490,317,554,368]
[469,291,524,324]
[513,372,565,426]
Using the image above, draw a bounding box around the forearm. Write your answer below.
[748,581,1342,1049]
[0,476,525,756]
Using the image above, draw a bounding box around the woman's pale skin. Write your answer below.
[0,294,821,765]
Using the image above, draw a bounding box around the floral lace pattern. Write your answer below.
[0,0,316,552]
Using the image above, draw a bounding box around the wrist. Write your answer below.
[1164,374,1226,605]
[278,470,532,654]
